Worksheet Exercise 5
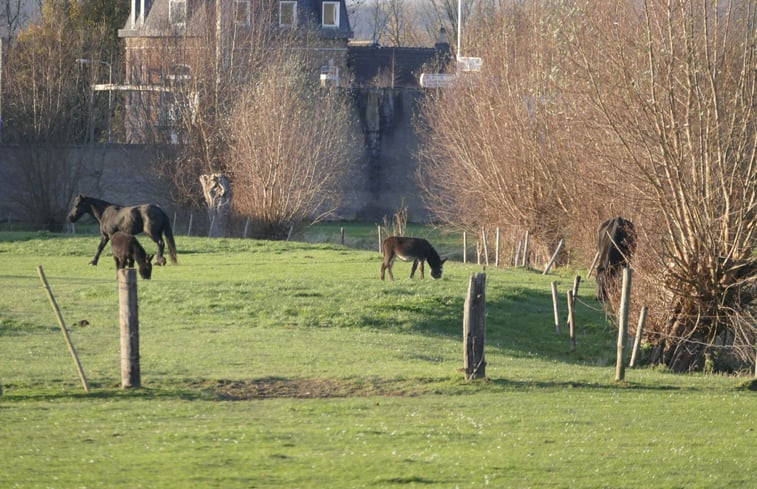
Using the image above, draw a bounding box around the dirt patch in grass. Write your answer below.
[195,377,423,400]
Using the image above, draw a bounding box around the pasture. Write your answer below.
[0,230,754,488]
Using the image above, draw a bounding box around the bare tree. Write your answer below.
[2,1,113,229]
[227,52,359,238]
[419,0,756,371]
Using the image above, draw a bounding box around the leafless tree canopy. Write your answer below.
[419,0,756,371]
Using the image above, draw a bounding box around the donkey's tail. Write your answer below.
[164,220,178,264]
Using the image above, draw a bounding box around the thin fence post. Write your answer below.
[378,225,382,252]
[243,218,250,239]
[551,281,561,334]
[615,266,632,382]
[208,214,215,237]
[463,231,467,264]
[495,228,500,268]
[514,241,522,268]
[629,305,648,368]
[173,211,177,233]
[463,273,487,380]
[588,251,600,277]
[543,238,565,275]
[522,230,530,268]
[36,266,89,393]
[340,227,345,245]
[567,290,576,352]
[187,212,193,237]
[118,268,141,389]
[481,228,489,266]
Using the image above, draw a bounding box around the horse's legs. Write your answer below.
[381,255,395,281]
[127,257,135,268]
[91,234,110,265]
[410,260,419,278]
[419,260,425,279]
[148,231,167,266]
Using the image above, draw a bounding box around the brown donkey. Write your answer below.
[380,236,447,281]
[110,231,153,280]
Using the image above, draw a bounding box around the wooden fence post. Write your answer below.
[629,305,648,368]
[340,226,345,245]
[514,241,522,267]
[572,275,582,305]
[522,230,530,268]
[243,218,250,239]
[481,228,489,266]
[615,266,632,382]
[377,225,382,252]
[495,228,500,268]
[37,266,90,393]
[588,251,600,277]
[543,238,565,275]
[551,281,561,334]
[187,212,193,236]
[463,273,487,380]
[567,291,576,352]
[463,231,467,264]
[118,268,141,389]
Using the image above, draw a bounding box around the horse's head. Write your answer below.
[431,258,448,279]
[67,195,87,223]
[139,254,154,280]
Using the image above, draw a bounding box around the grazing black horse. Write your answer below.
[67,195,177,267]
[381,236,447,281]
[595,217,636,302]
[110,231,153,280]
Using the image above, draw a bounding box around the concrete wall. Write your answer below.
[0,88,431,229]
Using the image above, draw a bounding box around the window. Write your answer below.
[322,1,339,28]
[279,1,296,27]
[235,0,250,27]
[169,0,186,28]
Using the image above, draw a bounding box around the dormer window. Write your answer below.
[322,1,339,28]
[169,0,186,28]
[235,0,250,27]
[279,1,297,27]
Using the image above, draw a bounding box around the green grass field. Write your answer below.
[0,230,754,488]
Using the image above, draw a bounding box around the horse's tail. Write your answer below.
[163,219,178,264]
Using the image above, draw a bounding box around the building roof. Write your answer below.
[347,43,451,88]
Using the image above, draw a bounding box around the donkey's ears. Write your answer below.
[146,254,154,263]
[441,257,448,264]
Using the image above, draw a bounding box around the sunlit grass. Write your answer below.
[0,231,754,488]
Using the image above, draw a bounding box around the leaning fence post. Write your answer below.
[629,305,648,368]
[463,273,487,380]
[543,238,565,275]
[118,268,141,389]
[37,266,90,393]
[572,275,582,306]
[243,218,250,239]
[187,212,193,237]
[551,281,561,334]
[615,266,632,382]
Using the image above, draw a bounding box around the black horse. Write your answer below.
[595,217,635,302]
[67,194,177,266]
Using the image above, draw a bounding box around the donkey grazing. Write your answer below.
[381,237,447,281]
[110,231,153,280]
